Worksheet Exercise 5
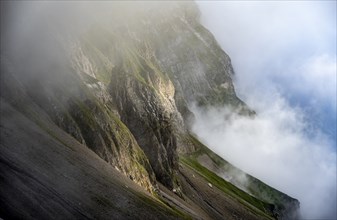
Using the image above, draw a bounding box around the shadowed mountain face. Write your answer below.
[0,1,299,219]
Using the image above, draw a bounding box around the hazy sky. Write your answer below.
[197,1,336,141]
[195,1,336,219]
[2,1,335,219]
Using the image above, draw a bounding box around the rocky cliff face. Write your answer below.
[63,2,252,188]
[1,1,299,219]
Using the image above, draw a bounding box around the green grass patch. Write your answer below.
[188,135,294,210]
[180,155,275,219]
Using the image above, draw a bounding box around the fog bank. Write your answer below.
[196,1,336,219]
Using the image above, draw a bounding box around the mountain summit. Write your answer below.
[0,2,299,219]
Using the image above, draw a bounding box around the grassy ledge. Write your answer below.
[180,155,275,220]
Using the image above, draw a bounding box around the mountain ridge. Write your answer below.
[0,1,299,219]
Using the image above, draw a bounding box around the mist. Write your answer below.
[1,1,181,75]
[0,1,186,102]
[1,1,336,219]
[195,1,336,219]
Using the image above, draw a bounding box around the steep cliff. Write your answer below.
[1,1,299,219]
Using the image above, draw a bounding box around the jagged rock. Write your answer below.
[0,1,299,219]
[108,58,181,189]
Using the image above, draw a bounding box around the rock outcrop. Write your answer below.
[0,1,299,219]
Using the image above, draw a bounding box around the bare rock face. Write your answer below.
[1,1,299,219]
[109,58,182,189]
[0,99,184,220]
[0,0,258,192]
[1,44,156,193]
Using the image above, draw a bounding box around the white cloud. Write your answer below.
[196,1,336,101]
[191,100,336,219]
[195,1,336,219]
[290,54,337,111]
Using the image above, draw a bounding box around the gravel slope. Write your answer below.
[0,100,186,220]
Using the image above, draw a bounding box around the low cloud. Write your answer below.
[195,1,336,219]
[196,1,336,139]
[191,100,336,219]
[287,54,336,110]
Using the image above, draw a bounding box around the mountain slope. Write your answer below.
[0,1,299,219]
[185,135,300,219]
[0,99,186,220]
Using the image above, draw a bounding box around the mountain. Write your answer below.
[0,1,299,219]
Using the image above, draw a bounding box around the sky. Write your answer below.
[195,1,336,219]
[1,1,335,219]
